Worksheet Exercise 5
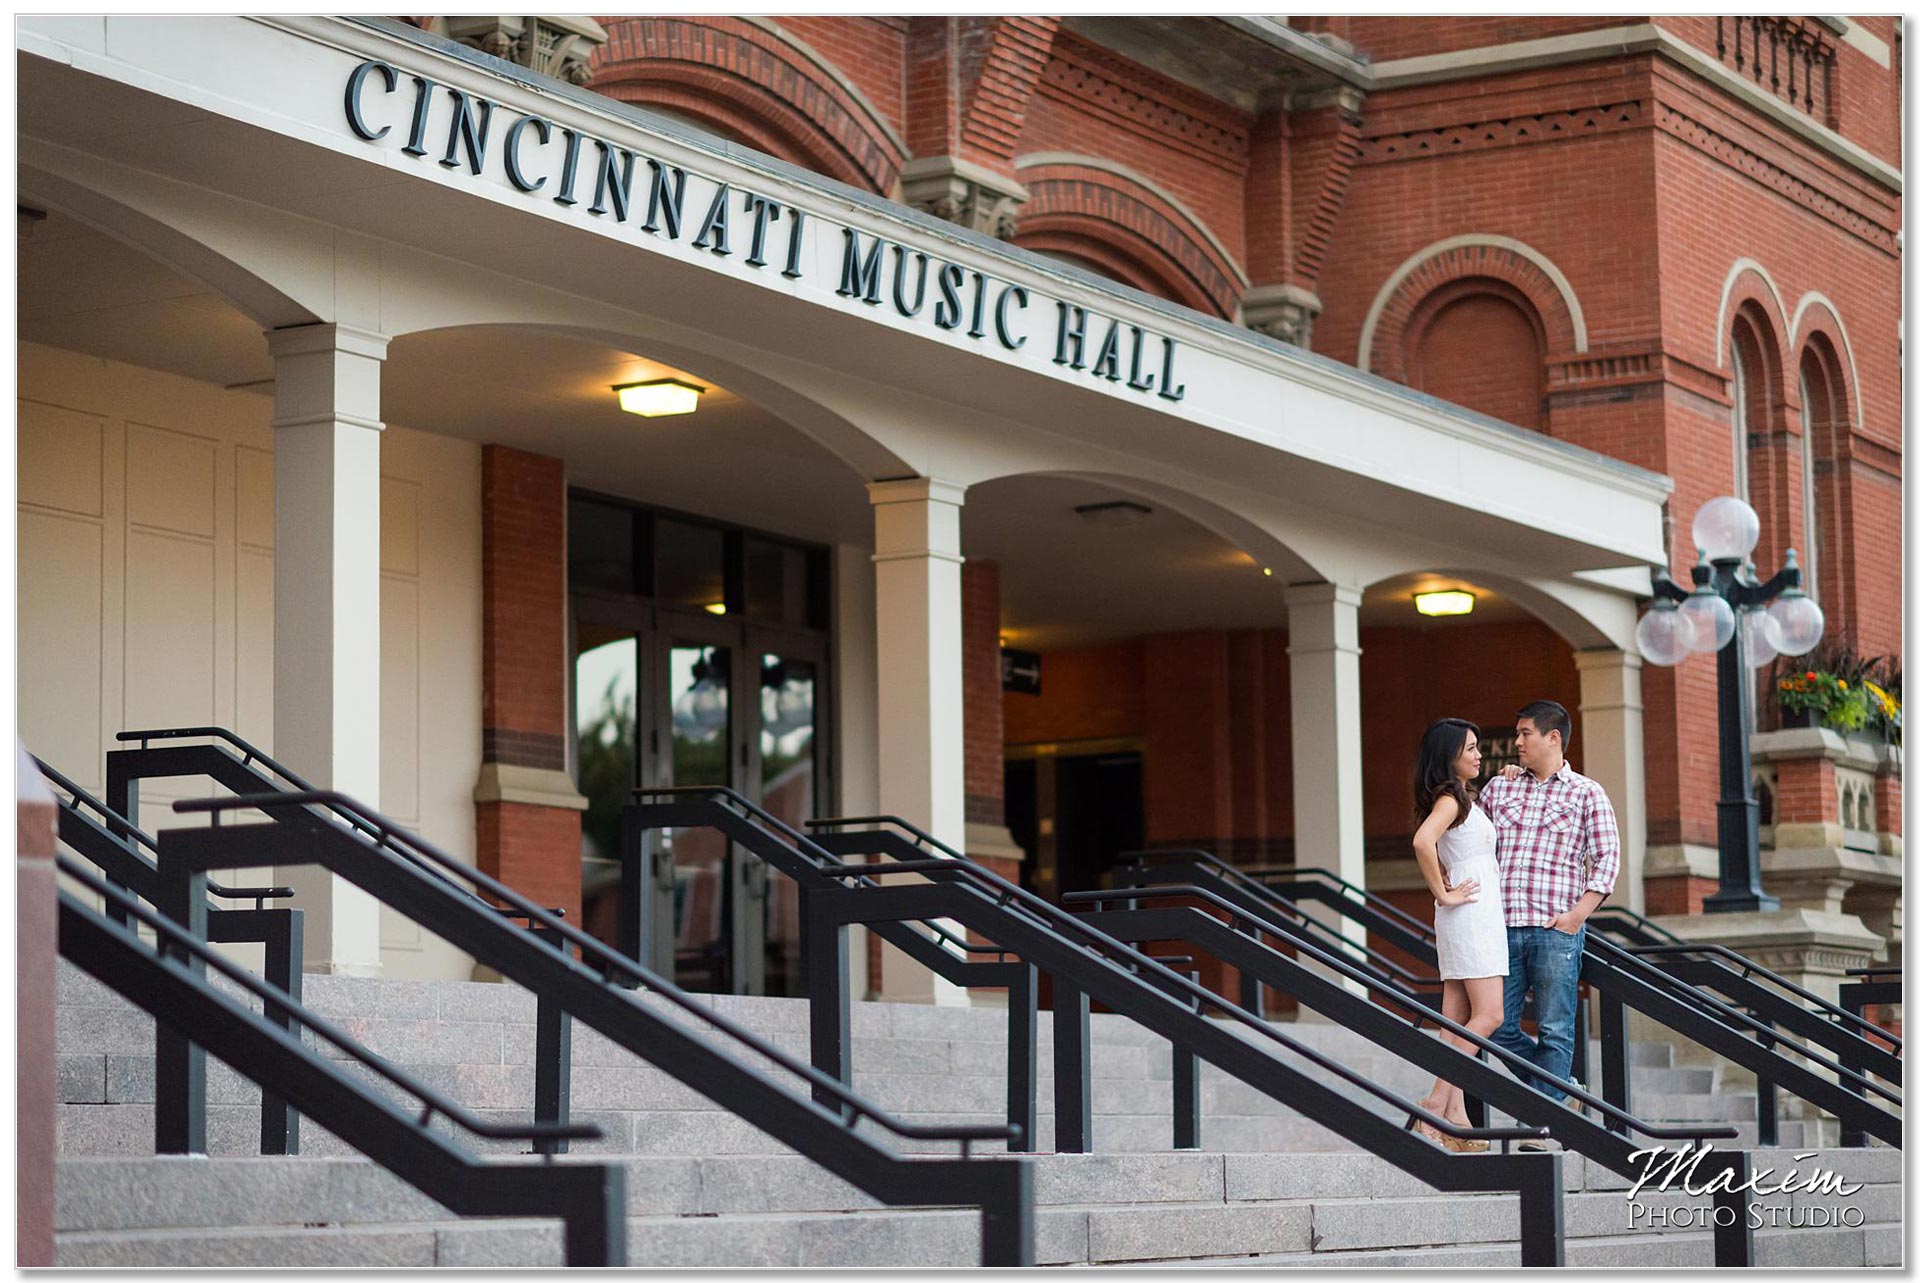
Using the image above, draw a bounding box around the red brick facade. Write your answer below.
[478,445,582,924]
[566,18,1899,913]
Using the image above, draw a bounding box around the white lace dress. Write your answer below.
[1433,802,1508,979]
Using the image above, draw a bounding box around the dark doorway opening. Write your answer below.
[1004,742,1144,1008]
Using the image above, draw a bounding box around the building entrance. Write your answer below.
[569,492,830,995]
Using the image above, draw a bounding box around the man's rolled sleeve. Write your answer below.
[1583,784,1621,898]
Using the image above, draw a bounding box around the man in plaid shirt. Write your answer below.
[1480,699,1620,1122]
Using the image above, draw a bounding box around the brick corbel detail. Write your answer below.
[1242,88,1361,348]
[478,445,585,926]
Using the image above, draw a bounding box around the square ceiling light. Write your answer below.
[614,377,705,417]
[1414,590,1476,617]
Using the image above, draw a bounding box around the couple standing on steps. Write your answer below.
[1407,700,1621,1151]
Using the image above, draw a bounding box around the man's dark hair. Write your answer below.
[1516,699,1572,750]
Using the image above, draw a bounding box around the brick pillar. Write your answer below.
[476,446,586,928]
[17,744,56,1266]
[962,560,1006,834]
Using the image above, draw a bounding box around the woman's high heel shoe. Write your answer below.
[1442,1125,1489,1153]
[1406,1113,1451,1146]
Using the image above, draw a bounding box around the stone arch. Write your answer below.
[1790,295,1861,431]
[1010,154,1247,319]
[1713,258,1791,372]
[1360,563,1627,652]
[388,321,912,483]
[19,155,320,330]
[1358,234,1586,376]
[966,464,1320,584]
[588,17,908,195]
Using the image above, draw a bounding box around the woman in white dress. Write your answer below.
[1407,718,1507,1151]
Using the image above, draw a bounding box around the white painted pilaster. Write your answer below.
[867,477,968,1005]
[266,322,388,975]
[1576,648,1647,915]
[1286,581,1370,984]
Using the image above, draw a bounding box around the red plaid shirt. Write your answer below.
[1478,762,1620,927]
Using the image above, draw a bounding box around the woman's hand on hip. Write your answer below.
[1435,877,1480,907]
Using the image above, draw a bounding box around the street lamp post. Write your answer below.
[1635,496,1826,914]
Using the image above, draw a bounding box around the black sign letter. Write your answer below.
[344,61,398,141]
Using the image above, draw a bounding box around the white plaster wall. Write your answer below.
[17,340,482,979]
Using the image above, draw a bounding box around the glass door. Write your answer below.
[749,633,827,997]
[569,493,832,996]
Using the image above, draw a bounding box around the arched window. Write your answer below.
[1798,369,1820,600]
[1730,338,1752,503]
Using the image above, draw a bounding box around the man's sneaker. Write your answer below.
[1516,1138,1555,1151]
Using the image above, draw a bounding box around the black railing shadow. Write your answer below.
[38,755,304,1154]
[56,858,624,1266]
[163,789,1034,1267]
[627,790,1570,1268]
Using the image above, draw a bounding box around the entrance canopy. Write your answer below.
[19,14,1672,594]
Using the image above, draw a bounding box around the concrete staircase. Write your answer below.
[53,962,1900,1267]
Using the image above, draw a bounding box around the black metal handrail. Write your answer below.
[1061,882,1734,1143]
[179,791,1015,1149]
[633,793,1583,1268]
[40,755,306,1156]
[56,858,624,1266]
[1158,853,1902,1146]
[781,809,1531,1144]
[164,789,1032,1265]
[37,756,293,904]
[1146,848,1901,1090]
[1627,942,1901,1052]
[62,857,596,1145]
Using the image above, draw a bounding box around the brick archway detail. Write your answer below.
[1359,236,1585,378]
[590,17,907,195]
[1012,160,1244,318]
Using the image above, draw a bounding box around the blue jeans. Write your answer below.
[1491,924,1586,1102]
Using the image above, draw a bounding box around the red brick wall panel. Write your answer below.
[963,560,1005,825]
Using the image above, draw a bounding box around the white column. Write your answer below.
[868,477,968,1005]
[1576,648,1647,915]
[266,323,388,975]
[1286,581,1370,986]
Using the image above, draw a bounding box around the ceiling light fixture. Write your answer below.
[614,377,705,417]
[1074,500,1152,528]
[1414,590,1476,617]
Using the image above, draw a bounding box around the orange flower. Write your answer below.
[1838,680,1849,690]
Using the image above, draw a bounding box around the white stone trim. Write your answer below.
[1356,234,1589,373]
[1712,257,1791,366]
[1014,151,1251,287]
[1369,23,1902,194]
[1788,290,1866,426]
[473,762,589,811]
[1833,17,1892,67]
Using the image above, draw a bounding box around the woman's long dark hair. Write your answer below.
[1414,718,1479,830]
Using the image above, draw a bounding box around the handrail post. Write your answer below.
[1234,917,1264,1017]
[1752,1013,1778,1147]
[101,755,139,929]
[1172,970,1201,1151]
[1711,1149,1755,1265]
[1053,980,1092,1153]
[153,831,208,1155]
[979,1160,1036,1267]
[1837,980,1868,1148]
[259,908,304,1155]
[531,924,574,1156]
[616,805,654,986]
[1570,990,1589,1088]
[803,887,853,1119]
[1006,962,1038,1153]
[1598,988,1631,1135]
[1517,1152,1566,1266]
